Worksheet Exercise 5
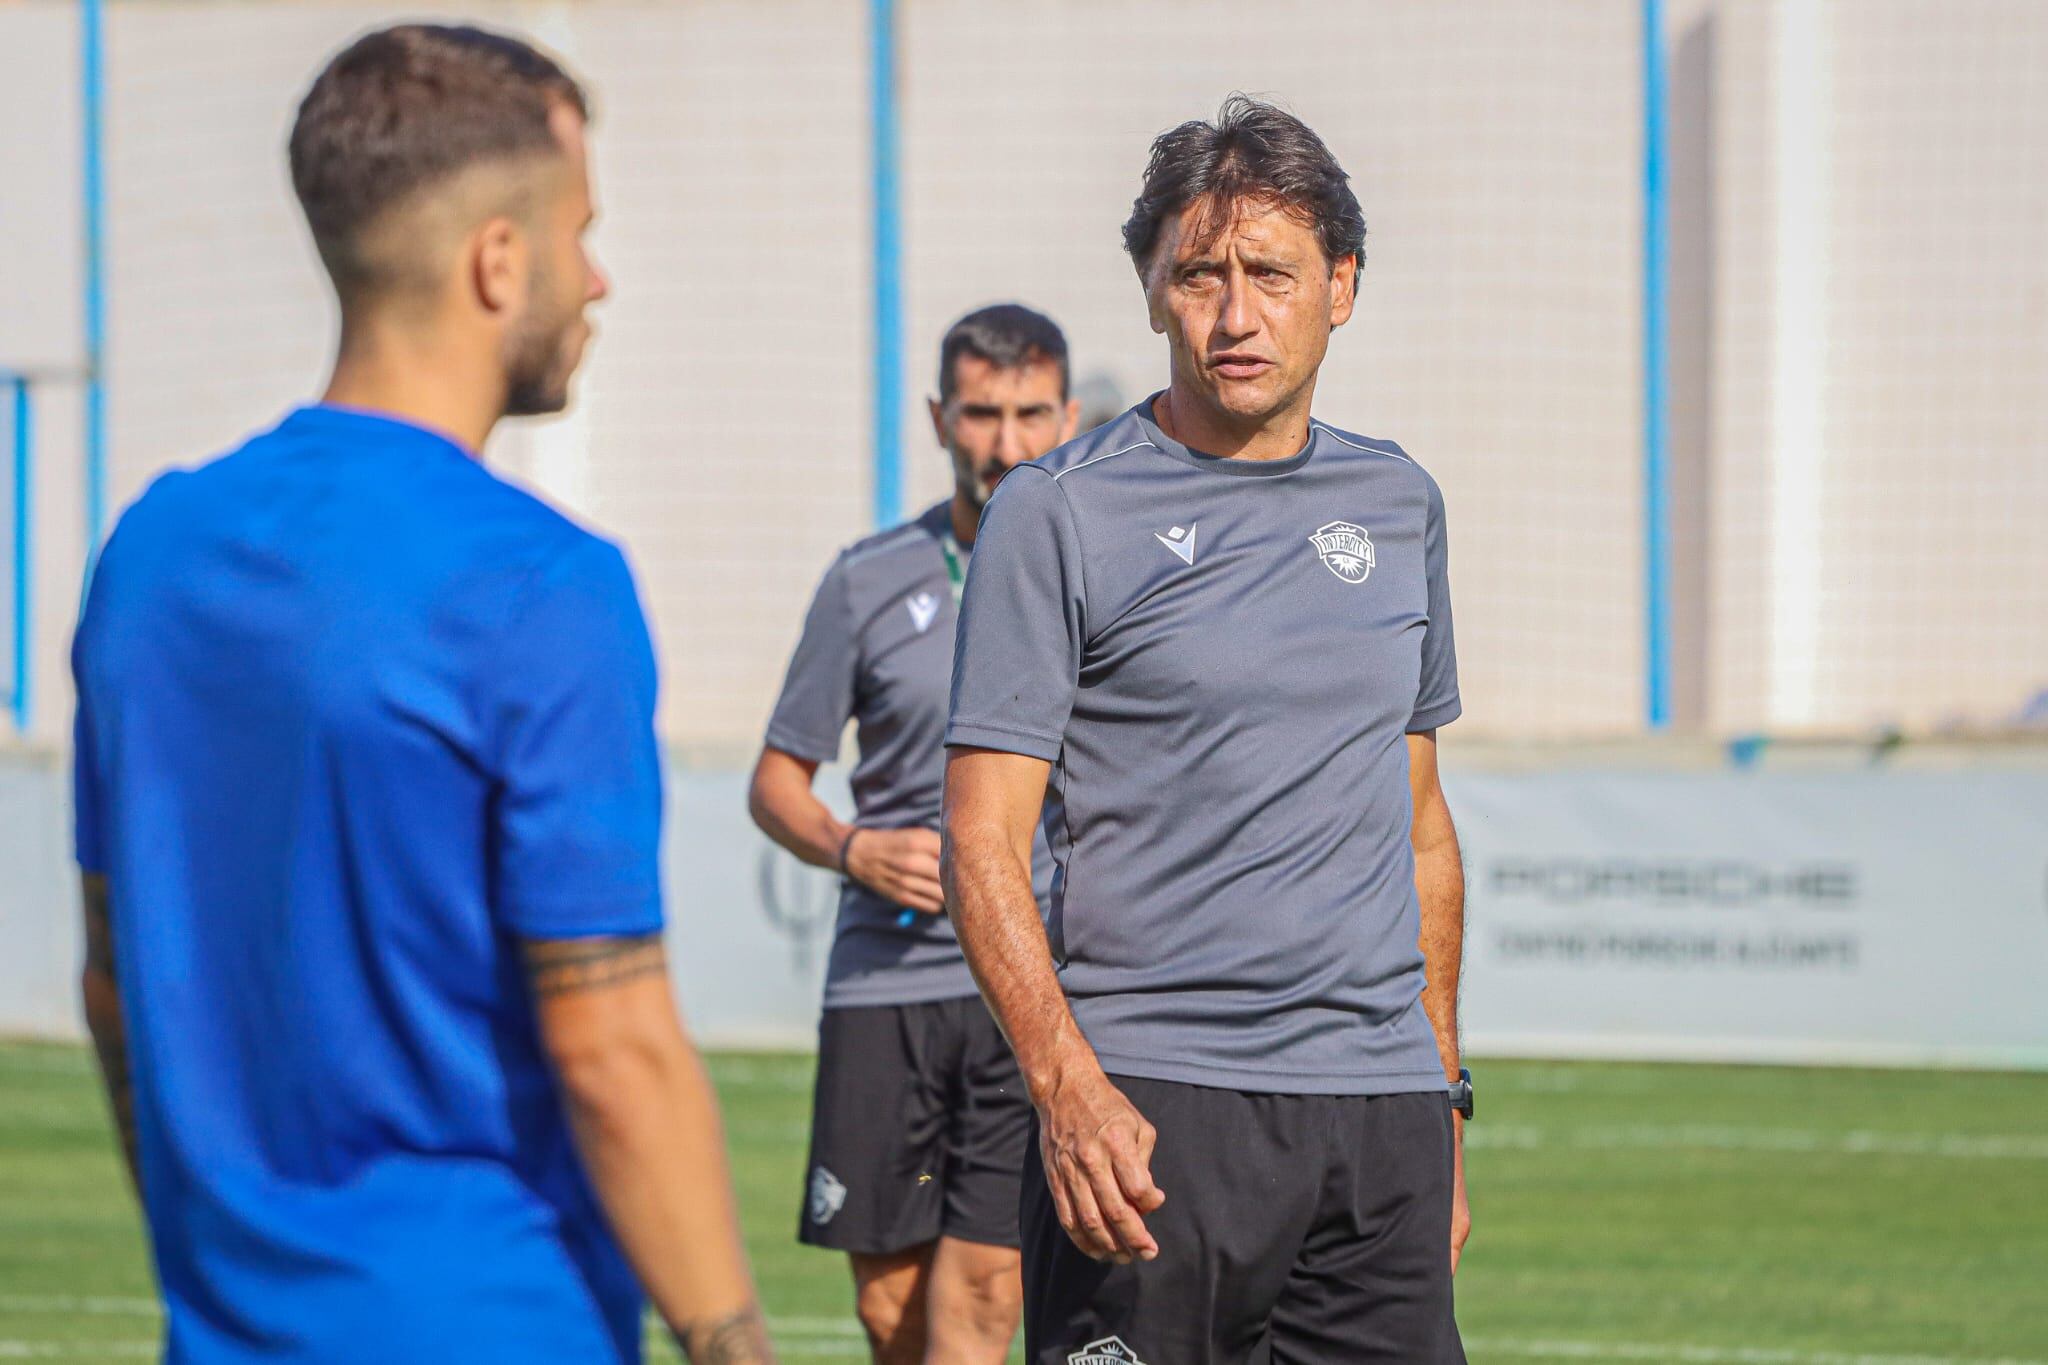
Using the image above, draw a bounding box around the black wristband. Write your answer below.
[837,826,864,876]
[1448,1067,1474,1120]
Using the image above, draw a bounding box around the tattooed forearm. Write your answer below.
[673,1303,776,1364]
[80,874,140,1186]
[522,934,668,998]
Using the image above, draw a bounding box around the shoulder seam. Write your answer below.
[841,520,931,567]
[1050,439,1160,482]
[1312,421,1414,465]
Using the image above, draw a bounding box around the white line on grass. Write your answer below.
[0,1298,157,1318]
[10,1299,2039,1365]
[1463,1125,2048,1161]
[0,1345,156,1359]
[1465,1339,2046,1365]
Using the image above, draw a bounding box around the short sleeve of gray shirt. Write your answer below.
[764,554,858,764]
[946,405,1460,1095]
[944,469,1084,760]
[766,503,1057,1009]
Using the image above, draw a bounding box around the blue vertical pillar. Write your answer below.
[83,0,109,553]
[1642,0,1673,730]
[9,376,30,732]
[869,0,904,530]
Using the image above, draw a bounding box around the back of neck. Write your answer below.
[323,319,501,456]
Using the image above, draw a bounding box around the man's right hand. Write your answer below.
[844,826,944,914]
[1036,1062,1165,1264]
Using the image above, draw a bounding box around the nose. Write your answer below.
[994,413,1027,465]
[1219,268,1257,341]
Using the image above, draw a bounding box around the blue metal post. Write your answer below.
[9,376,30,732]
[1642,0,1673,730]
[82,0,109,551]
[868,0,904,530]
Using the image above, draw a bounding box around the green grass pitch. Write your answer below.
[2,1041,2043,1363]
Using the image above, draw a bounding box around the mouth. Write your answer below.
[1208,352,1274,381]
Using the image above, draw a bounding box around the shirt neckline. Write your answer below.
[288,403,477,461]
[1132,393,1318,479]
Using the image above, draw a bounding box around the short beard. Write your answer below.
[501,261,578,418]
[502,315,575,417]
[952,451,1002,513]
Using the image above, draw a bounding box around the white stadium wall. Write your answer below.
[3,2,2046,1064]
[4,0,2043,750]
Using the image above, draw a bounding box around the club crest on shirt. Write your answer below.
[905,590,941,634]
[1068,1336,1145,1365]
[808,1166,848,1225]
[1310,520,1375,583]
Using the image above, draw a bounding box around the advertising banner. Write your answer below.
[8,753,2045,1068]
[1454,770,2048,1068]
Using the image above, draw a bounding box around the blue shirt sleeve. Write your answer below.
[72,641,108,876]
[762,555,856,763]
[945,466,1085,762]
[487,536,665,940]
[1410,471,1462,732]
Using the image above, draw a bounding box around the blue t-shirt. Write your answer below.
[71,405,663,1364]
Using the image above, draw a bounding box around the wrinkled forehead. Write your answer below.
[1160,192,1325,264]
[945,352,1066,407]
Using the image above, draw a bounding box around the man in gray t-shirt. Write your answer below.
[944,100,1472,1364]
[750,304,1077,1364]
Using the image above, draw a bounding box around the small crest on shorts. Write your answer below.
[1310,520,1375,583]
[808,1166,848,1225]
[1068,1336,1145,1365]
[906,590,941,634]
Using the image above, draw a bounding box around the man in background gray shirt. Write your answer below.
[750,305,1078,1364]
[943,100,1472,1364]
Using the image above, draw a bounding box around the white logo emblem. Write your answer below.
[808,1166,848,1225]
[1310,520,1374,583]
[1154,523,1198,566]
[905,591,940,634]
[1068,1337,1145,1365]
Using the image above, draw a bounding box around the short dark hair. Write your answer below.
[289,24,588,297]
[1122,95,1365,274]
[937,304,1070,403]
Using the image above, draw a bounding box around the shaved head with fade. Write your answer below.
[290,24,586,306]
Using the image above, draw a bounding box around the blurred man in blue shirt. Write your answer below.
[71,25,774,1364]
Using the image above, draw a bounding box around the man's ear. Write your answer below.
[928,395,950,449]
[472,216,530,317]
[1328,252,1358,330]
[1141,261,1169,336]
[1060,397,1082,443]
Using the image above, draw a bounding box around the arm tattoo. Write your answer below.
[522,934,668,998]
[81,875,140,1183]
[673,1303,776,1364]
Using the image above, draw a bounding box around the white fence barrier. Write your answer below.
[6,750,2045,1068]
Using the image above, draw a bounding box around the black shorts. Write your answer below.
[1022,1076,1466,1365]
[799,996,1032,1255]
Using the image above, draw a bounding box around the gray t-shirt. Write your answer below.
[946,403,1461,1094]
[768,501,1055,1009]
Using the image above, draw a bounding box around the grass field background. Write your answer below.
[2,1040,2043,1363]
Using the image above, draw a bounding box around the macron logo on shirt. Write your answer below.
[905,591,941,634]
[1154,523,1198,566]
